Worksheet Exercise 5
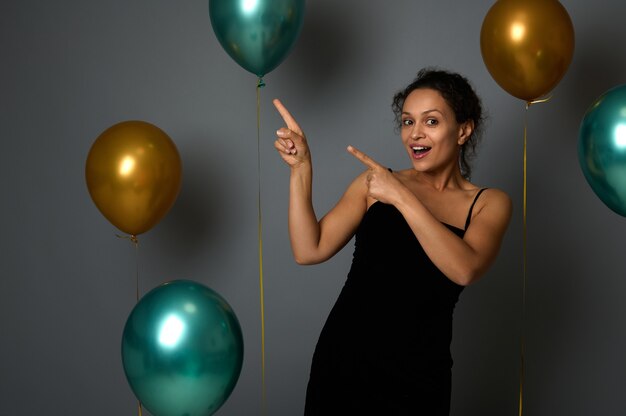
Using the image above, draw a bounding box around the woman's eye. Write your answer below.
[425,118,438,126]
[402,119,413,126]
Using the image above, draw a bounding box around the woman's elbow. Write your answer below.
[453,266,485,286]
[294,256,315,265]
[293,251,324,265]
[456,274,478,287]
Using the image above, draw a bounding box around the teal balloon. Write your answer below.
[579,84,626,217]
[209,0,305,78]
[121,280,244,416]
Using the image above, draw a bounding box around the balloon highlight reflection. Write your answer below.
[122,280,244,416]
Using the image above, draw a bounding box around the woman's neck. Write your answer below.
[411,166,469,192]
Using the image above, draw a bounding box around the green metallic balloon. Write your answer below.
[121,280,244,416]
[579,84,626,217]
[209,0,305,78]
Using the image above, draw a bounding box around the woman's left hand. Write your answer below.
[347,145,407,205]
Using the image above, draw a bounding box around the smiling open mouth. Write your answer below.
[411,146,431,155]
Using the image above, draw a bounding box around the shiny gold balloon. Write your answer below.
[85,121,182,236]
[480,0,575,101]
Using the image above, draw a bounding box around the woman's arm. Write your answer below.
[395,188,511,285]
[288,168,368,265]
[274,99,368,265]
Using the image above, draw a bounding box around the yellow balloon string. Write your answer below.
[132,236,140,303]
[133,238,144,415]
[518,96,552,416]
[518,106,528,416]
[116,234,143,415]
[256,77,267,415]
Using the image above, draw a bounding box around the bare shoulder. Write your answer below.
[481,188,512,207]
[335,169,370,210]
[348,169,370,193]
[477,186,509,198]
[348,169,377,208]
[474,187,512,221]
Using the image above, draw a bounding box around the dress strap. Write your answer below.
[464,188,488,230]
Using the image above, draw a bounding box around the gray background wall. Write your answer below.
[2,0,625,415]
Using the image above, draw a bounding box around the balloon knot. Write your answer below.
[116,233,139,245]
[526,95,553,109]
[257,77,266,88]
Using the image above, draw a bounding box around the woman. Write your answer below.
[273,68,512,415]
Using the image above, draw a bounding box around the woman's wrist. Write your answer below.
[290,158,312,173]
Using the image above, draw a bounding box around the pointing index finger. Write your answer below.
[347,145,384,170]
[273,98,303,135]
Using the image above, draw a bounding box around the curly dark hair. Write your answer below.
[392,68,485,179]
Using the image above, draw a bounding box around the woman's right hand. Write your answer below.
[273,98,311,169]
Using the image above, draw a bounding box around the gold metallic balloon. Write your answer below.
[480,0,575,101]
[85,121,182,236]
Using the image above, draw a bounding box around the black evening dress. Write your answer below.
[304,189,487,415]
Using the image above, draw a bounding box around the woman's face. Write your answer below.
[400,88,471,175]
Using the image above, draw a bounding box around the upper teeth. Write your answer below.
[412,146,428,150]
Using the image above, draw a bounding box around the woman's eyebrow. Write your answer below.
[402,109,444,116]
[422,108,443,116]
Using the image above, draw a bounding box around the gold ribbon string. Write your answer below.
[256,77,267,415]
[116,233,143,415]
[519,106,528,416]
[518,96,552,416]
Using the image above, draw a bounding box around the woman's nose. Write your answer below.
[410,126,421,139]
